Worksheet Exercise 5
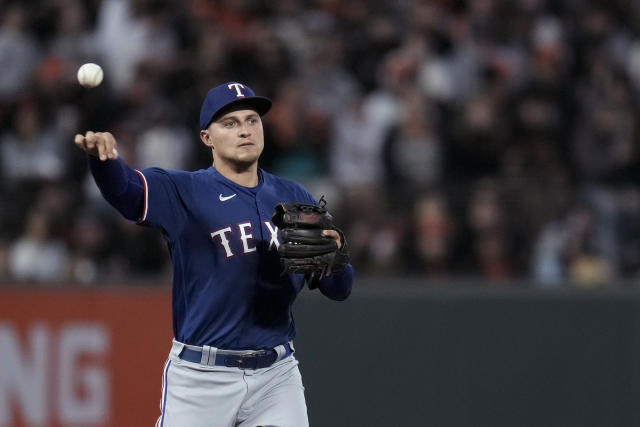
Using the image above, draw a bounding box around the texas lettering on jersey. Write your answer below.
[210,221,280,258]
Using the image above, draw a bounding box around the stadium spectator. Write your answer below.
[1,0,640,286]
[0,4,40,101]
[8,209,69,283]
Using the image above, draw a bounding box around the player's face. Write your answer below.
[202,109,264,168]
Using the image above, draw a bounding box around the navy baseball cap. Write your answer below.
[199,82,272,130]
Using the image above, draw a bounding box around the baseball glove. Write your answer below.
[272,198,350,282]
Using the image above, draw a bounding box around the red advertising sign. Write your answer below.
[0,287,172,427]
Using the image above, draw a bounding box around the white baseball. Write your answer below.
[77,63,104,88]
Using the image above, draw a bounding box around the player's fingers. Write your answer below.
[322,230,342,249]
[76,132,95,154]
[74,134,85,148]
[102,132,119,160]
[85,131,96,150]
[94,133,109,161]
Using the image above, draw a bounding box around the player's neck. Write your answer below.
[213,162,259,187]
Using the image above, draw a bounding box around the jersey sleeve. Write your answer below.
[292,184,318,205]
[313,265,354,301]
[137,167,188,235]
[88,156,144,221]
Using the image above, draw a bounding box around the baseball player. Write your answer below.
[74,82,354,426]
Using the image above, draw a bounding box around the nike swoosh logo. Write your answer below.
[219,193,237,202]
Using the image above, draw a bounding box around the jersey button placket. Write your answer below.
[256,198,267,244]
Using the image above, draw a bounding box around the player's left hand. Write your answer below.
[272,201,350,280]
[322,230,342,249]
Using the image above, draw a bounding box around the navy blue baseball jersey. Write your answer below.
[83,81,351,426]
[136,165,353,350]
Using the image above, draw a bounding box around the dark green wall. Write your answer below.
[293,283,640,427]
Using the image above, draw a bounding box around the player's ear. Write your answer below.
[200,130,213,147]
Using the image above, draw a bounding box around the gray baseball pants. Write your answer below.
[155,340,309,427]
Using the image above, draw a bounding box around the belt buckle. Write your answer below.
[236,353,259,370]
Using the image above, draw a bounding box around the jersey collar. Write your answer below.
[208,166,265,195]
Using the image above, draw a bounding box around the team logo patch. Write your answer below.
[228,83,245,98]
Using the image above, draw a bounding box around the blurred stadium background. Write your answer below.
[1,0,640,426]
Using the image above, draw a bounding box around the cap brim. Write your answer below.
[207,96,272,127]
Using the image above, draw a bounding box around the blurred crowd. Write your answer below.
[1,0,640,287]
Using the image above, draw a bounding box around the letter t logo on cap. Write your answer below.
[228,83,246,98]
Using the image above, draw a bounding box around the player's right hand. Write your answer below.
[74,131,119,161]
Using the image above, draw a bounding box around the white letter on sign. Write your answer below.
[57,324,110,424]
[0,323,49,426]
